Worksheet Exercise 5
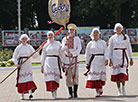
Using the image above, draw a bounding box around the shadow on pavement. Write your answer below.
[101,95,138,98]
[22,95,138,101]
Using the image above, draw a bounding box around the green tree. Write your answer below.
[0,0,138,29]
[0,0,17,29]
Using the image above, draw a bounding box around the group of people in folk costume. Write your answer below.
[12,23,134,100]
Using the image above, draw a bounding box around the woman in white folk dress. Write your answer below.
[109,23,134,96]
[85,28,109,97]
[12,34,40,100]
[41,31,64,100]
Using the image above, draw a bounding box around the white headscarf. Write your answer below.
[47,31,54,36]
[114,23,123,32]
[47,31,55,43]
[90,28,100,40]
[19,34,30,41]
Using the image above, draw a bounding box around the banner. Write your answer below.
[126,28,138,44]
[77,27,100,36]
[2,28,138,47]
[101,29,114,42]
[2,30,24,46]
[28,30,48,46]
[48,0,71,26]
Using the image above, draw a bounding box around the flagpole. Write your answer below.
[17,0,21,37]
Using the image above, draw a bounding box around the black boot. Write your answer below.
[29,95,33,100]
[68,87,73,99]
[74,85,78,98]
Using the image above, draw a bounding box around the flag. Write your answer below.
[48,0,71,26]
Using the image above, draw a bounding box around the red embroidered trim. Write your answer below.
[68,37,74,49]
[45,72,60,77]
[19,72,32,78]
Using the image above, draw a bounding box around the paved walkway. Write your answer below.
[0,59,138,102]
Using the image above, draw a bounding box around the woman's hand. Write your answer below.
[17,64,22,69]
[38,47,42,52]
[105,60,108,66]
[109,59,113,67]
[41,67,44,74]
[86,64,89,69]
[130,58,134,66]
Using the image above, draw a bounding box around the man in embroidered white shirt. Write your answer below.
[62,23,82,99]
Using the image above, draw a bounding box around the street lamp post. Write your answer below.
[17,0,21,36]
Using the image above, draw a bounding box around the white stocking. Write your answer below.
[118,87,122,96]
[122,85,126,96]
[20,93,24,100]
[29,90,32,96]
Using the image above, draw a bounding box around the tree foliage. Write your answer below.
[0,0,138,30]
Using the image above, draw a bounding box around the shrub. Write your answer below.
[0,48,13,61]
[0,48,14,67]
[0,61,6,67]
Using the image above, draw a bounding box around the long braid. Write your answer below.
[121,28,127,40]
[122,33,127,40]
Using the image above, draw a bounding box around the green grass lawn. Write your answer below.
[32,63,41,66]
[79,61,86,64]
[132,52,138,56]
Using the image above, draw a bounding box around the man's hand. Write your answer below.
[65,39,68,46]
[68,52,73,57]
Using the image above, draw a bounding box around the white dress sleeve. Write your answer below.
[61,37,68,51]
[12,46,20,66]
[56,42,65,63]
[41,46,47,68]
[108,36,114,59]
[126,35,133,58]
[59,46,65,63]
[29,45,39,58]
[71,37,82,57]
[103,41,109,60]
[85,42,91,64]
